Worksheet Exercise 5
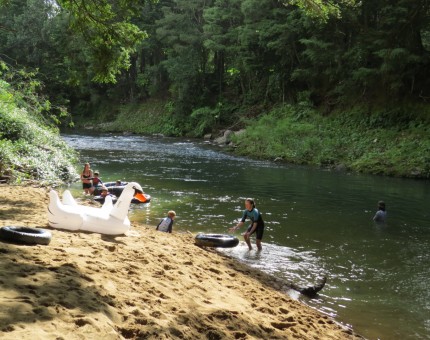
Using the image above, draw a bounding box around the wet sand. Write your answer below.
[0,185,363,339]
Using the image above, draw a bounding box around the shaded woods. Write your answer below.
[1,0,429,179]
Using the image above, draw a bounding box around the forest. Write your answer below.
[1,0,429,181]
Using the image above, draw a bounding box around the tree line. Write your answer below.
[0,0,429,132]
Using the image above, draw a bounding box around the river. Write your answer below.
[62,132,430,340]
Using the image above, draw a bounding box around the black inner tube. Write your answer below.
[195,233,239,248]
[0,226,52,245]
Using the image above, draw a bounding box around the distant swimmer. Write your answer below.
[373,201,387,223]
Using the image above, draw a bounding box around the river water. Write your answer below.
[63,132,430,340]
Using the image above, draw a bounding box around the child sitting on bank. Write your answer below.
[90,171,103,195]
[156,211,176,233]
[99,186,117,200]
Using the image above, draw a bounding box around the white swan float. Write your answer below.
[48,182,143,235]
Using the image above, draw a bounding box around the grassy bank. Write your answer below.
[232,103,430,178]
[90,99,182,136]
[86,99,430,179]
[0,80,78,185]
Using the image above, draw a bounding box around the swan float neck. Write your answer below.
[110,183,141,221]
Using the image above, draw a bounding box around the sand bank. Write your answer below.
[0,185,363,339]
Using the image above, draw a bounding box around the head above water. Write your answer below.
[245,198,255,210]
[378,200,386,211]
[168,210,176,219]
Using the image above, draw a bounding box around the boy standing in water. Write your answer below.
[156,211,176,233]
[230,198,265,251]
[373,201,387,223]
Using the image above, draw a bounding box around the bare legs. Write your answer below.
[256,239,262,251]
[244,233,252,250]
[243,233,262,251]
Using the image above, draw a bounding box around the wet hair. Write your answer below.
[245,198,255,209]
[378,201,386,211]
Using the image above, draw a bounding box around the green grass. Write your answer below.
[231,104,430,178]
[75,99,182,136]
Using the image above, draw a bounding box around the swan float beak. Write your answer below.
[133,192,147,203]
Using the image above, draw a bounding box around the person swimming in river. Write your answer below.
[229,198,265,251]
[373,200,387,223]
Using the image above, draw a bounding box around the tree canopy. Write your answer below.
[0,0,429,124]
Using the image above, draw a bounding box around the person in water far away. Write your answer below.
[229,198,265,251]
[373,200,387,223]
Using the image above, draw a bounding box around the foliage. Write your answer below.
[0,78,78,184]
[97,99,182,136]
[57,0,147,84]
[2,0,429,115]
[1,0,430,178]
[231,103,430,178]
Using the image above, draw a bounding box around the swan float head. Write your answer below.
[48,182,143,235]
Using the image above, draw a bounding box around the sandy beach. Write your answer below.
[0,185,363,339]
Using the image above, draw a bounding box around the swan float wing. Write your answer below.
[48,190,83,230]
[62,190,78,206]
[100,195,114,213]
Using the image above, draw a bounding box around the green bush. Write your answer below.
[98,99,183,136]
[0,80,78,184]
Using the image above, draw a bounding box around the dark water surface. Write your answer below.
[63,133,430,340]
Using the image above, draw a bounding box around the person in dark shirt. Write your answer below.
[373,201,387,223]
[229,198,265,251]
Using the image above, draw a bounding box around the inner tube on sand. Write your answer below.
[195,233,239,248]
[0,226,52,245]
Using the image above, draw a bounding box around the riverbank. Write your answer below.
[0,80,78,185]
[86,100,430,179]
[0,184,363,339]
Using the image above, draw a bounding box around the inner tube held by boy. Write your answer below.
[195,233,239,248]
[0,226,52,245]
